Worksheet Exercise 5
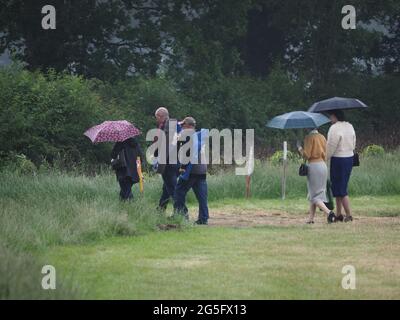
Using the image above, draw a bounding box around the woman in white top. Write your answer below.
[326,110,356,222]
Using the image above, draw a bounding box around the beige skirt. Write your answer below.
[307,161,327,204]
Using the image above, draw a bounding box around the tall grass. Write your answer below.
[1,152,399,250]
[0,171,180,299]
[205,151,400,200]
[0,172,177,252]
[0,245,80,299]
[0,151,399,298]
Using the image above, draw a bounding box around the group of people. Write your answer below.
[111,106,356,225]
[111,106,209,225]
[297,109,356,224]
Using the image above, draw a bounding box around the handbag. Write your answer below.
[324,179,335,210]
[299,162,308,176]
[111,149,127,170]
[353,152,360,167]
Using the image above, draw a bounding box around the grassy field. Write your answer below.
[1,153,400,299]
[43,212,400,299]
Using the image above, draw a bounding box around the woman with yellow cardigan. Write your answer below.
[297,129,337,224]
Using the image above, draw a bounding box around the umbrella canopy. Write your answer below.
[266,111,330,129]
[308,97,368,113]
[84,120,141,143]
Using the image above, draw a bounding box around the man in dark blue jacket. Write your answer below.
[154,106,181,211]
[173,117,209,225]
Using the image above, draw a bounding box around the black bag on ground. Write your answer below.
[353,152,360,167]
[111,149,127,170]
[324,180,335,210]
[299,163,308,176]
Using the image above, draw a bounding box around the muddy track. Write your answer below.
[203,208,400,227]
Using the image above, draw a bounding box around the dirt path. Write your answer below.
[204,208,400,227]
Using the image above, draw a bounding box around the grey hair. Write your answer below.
[155,107,169,117]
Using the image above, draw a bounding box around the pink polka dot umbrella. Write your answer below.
[84,120,141,143]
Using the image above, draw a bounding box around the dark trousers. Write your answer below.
[330,156,353,197]
[173,174,209,222]
[158,164,178,209]
[119,177,134,200]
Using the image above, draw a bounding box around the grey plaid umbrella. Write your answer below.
[266,111,330,129]
[308,97,368,113]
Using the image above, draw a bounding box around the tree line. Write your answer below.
[0,1,399,166]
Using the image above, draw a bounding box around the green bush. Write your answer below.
[97,77,196,135]
[0,152,37,174]
[186,65,309,144]
[269,150,301,166]
[0,63,110,167]
[1,62,399,172]
[362,144,385,157]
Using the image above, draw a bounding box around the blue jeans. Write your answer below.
[174,175,209,222]
[158,164,178,210]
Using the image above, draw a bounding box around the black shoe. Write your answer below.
[195,219,208,225]
[327,211,336,223]
[306,220,314,224]
[344,215,353,222]
[336,214,344,222]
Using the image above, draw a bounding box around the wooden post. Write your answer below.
[245,175,251,198]
[282,141,287,200]
[245,145,254,199]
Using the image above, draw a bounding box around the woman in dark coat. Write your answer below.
[111,137,144,200]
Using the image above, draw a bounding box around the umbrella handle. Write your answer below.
[136,157,144,193]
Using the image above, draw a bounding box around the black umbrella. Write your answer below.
[308,97,368,113]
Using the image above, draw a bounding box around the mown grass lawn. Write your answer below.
[42,197,400,299]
